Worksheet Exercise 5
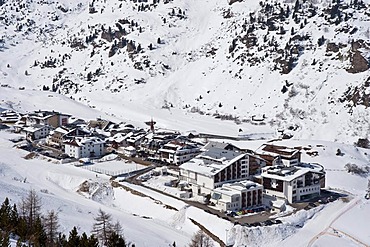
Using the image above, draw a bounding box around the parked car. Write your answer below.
[226,211,237,217]
[255,207,265,212]
[264,220,273,226]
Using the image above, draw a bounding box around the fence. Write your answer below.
[79,165,148,177]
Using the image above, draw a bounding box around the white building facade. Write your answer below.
[211,181,263,212]
[64,137,105,159]
[179,147,263,196]
[261,163,325,203]
[159,142,200,165]
[24,125,54,141]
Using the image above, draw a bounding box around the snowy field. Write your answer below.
[80,160,147,177]
[0,93,369,246]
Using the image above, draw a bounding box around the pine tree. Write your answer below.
[0,197,12,231]
[88,235,99,247]
[10,203,19,232]
[16,217,28,241]
[80,232,90,247]
[67,227,80,247]
[33,216,47,247]
[0,231,10,247]
[106,232,126,247]
[56,233,67,247]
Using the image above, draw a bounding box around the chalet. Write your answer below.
[126,130,147,147]
[211,181,263,212]
[255,144,301,166]
[158,141,201,165]
[260,163,325,203]
[47,127,90,148]
[179,146,265,196]
[24,125,54,141]
[152,129,180,141]
[122,146,136,157]
[203,141,241,152]
[109,123,135,135]
[67,117,86,126]
[108,132,134,149]
[64,136,105,159]
[87,118,115,131]
[46,127,69,147]
[25,110,70,128]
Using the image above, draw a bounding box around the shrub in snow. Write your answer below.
[355,138,369,149]
[344,163,370,176]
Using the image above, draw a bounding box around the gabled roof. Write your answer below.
[256,144,300,159]
[24,124,53,133]
[203,141,239,151]
[50,127,69,135]
[64,136,105,147]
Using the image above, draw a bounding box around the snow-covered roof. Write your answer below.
[203,141,239,151]
[180,147,246,176]
[213,180,262,198]
[223,180,263,191]
[27,110,70,120]
[64,136,105,147]
[124,146,136,151]
[24,124,52,133]
[256,144,300,159]
[261,163,324,182]
[51,127,69,135]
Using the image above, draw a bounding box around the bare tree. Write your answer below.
[92,209,113,245]
[188,230,214,247]
[112,220,122,236]
[19,189,42,229]
[43,210,60,246]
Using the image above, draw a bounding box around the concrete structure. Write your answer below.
[0,110,21,124]
[159,141,200,165]
[64,136,105,159]
[211,181,263,212]
[179,146,265,196]
[261,163,325,203]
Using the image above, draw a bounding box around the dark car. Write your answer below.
[226,211,237,217]
[255,207,265,212]
[264,220,273,226]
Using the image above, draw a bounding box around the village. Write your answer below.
[0,109,335,227]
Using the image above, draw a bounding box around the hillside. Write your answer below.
[0,0,370,142]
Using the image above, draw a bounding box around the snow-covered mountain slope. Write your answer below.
[0,128,369,246]
[1,0,370,143]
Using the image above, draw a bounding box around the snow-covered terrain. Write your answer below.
[0,123,369,246]
[1,0,370,143]
[1,0,370,245]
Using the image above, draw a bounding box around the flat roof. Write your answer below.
[180,147,246,176]
[261,163,324,182]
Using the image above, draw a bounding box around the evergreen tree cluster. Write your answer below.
[0,190,130,247]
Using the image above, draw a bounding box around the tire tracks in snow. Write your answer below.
[307,197,368,247]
